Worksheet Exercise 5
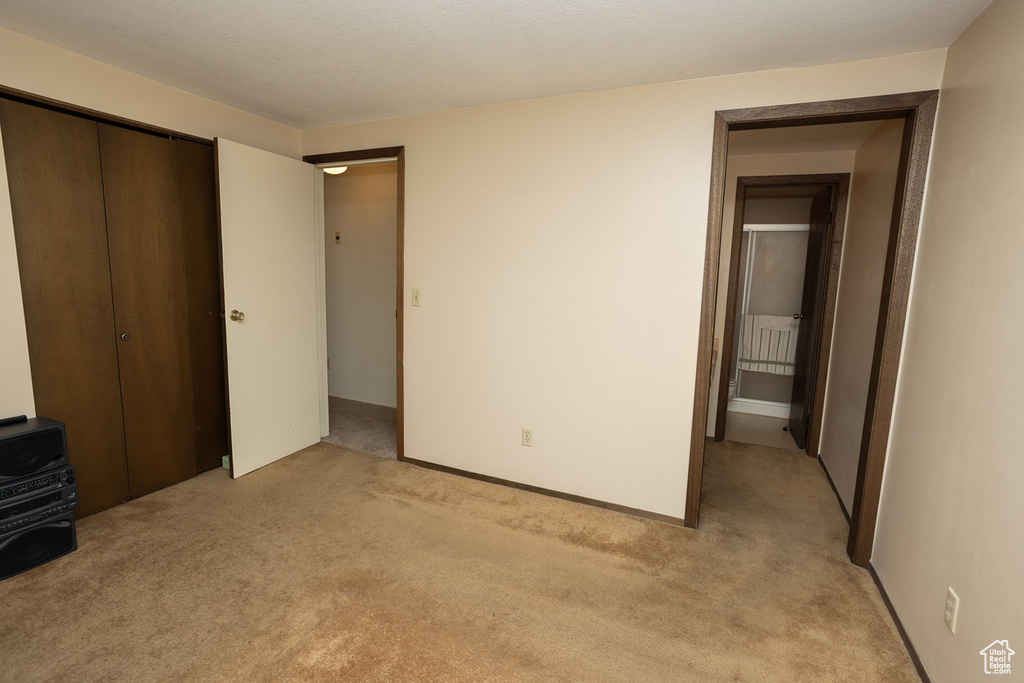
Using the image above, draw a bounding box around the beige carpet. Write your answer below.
[0,440,917,682]
[322,395,397,459]
[724,411,801,451]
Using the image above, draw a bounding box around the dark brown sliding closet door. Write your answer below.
[176,140,230,472]
[0,100,131,516]
[98,124,197,497]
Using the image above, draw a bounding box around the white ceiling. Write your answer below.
[0,0,992,129]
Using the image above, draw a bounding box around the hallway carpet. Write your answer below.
[322,395,397,459]
[0,440,917,682]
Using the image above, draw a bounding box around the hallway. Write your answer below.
[322,396,398,460]
[700,437,912,678]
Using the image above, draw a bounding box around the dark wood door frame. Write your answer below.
[303,147,406,460]
[713,174,851,462]
[686,90,939,567]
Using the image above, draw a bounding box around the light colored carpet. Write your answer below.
[0,440,917,682]
[725,410,801,451]
[322,395,397,459]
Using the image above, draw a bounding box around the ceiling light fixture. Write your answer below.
[323,166,348,175]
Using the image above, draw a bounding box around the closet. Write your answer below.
[0,97,229,517]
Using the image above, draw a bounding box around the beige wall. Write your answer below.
[324,163,399,407]
[0,25,301,423]
[817,120,903,510]
[743,196,813,225]
[709,151,857,434]
[303,52,945,517]
[0,125,34,419]
[872,1,1024,680]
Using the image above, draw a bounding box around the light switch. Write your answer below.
[412,289,421,307]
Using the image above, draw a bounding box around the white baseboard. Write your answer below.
[727,398,790,419]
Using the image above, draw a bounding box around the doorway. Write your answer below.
[305,147,406,461]
[715,175,850,457]
[685,91,939,567]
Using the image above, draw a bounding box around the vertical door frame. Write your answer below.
[686,91,939,567]
[303,147,406,460]
[714,173,851,462]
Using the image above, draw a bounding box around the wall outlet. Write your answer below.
[221,455,230,470]
[944,586,960,634]
[522,428,534,447]
[412,288,421,307]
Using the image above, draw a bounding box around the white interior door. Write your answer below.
[216,138,322,477]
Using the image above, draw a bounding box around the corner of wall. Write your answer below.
[0,123,36,419]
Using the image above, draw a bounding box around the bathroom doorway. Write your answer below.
[715,176,850,455]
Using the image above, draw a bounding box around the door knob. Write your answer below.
[120,333,131,341]
[230,310,245,322]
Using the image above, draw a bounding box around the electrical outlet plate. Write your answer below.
[944,586,959,634]
[521,428,534,447]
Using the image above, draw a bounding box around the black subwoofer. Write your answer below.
[0,417,68,484]
[0,417,78,580]
[0,511,76,580]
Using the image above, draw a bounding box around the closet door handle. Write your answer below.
[793,314,804,319]
[229,310,245,322]
[121,333,131,341]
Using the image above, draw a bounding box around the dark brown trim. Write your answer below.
[303,147,403,165]
[868,564,932,683]
[817,454,850,523]
[722,91,938,130]
[395,149,406,461]
[848,92,938,567]
[305,146,406,461]
[405,457,687,527]
[713,179,749,442]
[685,112,728,529]
[713,173,851,457]
[686,91,939,567]
[0,84,212,146]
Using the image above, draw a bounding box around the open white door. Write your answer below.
[216,138,321,477]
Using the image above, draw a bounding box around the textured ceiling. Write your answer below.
[0,0,992,129]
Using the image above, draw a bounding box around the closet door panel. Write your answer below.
[0,99,130,516]
[98,124,197,497]
[176,139,229,472]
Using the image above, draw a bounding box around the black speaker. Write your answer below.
[0,472,78,534]
[1,465,77,506]
[0,417,68,484]
[0,510,76,580]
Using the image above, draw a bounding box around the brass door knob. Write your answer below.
[230,310,245,322]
